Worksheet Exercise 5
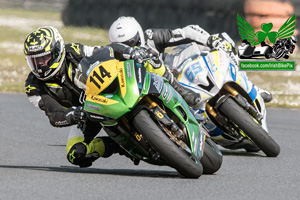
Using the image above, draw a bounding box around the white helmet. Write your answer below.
[109,16,145,47]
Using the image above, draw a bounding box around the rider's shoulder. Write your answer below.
[65,43,85,55]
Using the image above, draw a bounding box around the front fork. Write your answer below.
[206,84,262,128]
[144,96,205,161]
[144,96,186,140]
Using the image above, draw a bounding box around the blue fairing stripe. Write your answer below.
[180,82,202,91]
[249,85,257,100]
[202,56,215,79]
[241,73,249,91]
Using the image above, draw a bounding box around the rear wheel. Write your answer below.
[218,97,280,157]
[133,110,203,178]
[200,138,223,174]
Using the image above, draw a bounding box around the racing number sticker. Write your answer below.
[89,65,111,88]
[185,61,203,83]
[86,59,118,95]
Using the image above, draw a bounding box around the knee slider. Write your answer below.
[67,142,100,168]
[67,142,88,165]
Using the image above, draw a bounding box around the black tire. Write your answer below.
[219,97,280,157]
[200,138,223,174]
[133,110,203,178]
[274,48,284,59]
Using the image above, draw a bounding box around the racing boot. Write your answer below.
[257,87,273,103]
[67,136,121,168]
[163,69,201,107]
[238,71,273,103]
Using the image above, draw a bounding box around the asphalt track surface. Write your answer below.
[1,93,300,200]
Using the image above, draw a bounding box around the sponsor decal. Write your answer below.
[118,34,125,38]
[166,86,173,104]
[55,120,69,126]
[138,67,142,83]
[28,45,43,52]
[126,62,132,78]
[90,95,108,104]
[105,94,113,98]
[90,114,104,120]
[118,68,125,88]
[70,43,80,54]
[162,85,168,99]
[86,104,100,111]
[87,61,100,76]
[25,85,36,93]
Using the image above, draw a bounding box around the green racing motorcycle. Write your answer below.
[76,47,222,178]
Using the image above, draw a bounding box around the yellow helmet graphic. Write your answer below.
[24,26,65,80]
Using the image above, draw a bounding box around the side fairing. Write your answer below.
[145,73,204,160]
[84,60,142,119]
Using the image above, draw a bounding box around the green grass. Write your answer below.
[0,8,299,108]
[0,8,61,20]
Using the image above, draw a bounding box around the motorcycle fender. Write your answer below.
[214,94,231,109]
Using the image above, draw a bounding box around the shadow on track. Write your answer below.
[0,164,183,179]
[220,150,265,157]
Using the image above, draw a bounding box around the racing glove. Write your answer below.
[130,47,162,69]
[130,47,149,63]
[65,106,85,125]
[144,48,162,69]
[207,35,233,52]
[207,35,239,66]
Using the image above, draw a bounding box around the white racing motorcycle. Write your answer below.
[166,34,280,157]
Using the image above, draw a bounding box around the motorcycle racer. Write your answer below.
[24,26,187,168]
[24,26,134,168]
[108,16,273,103]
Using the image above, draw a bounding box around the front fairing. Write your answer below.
[177,50,259,105]
[83,59,144,120]
[80,50,205,161]
[177,51,238,103]
[177,50,268,132]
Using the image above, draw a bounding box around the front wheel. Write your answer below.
[133,110,203,178]
[201,138,223,174]
[219,97,280,157]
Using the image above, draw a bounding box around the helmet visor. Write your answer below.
[123,32,140,47]
[25,51,54,78]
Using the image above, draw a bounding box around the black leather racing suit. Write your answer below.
[25,42,131,138]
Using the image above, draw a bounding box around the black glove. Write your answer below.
[131,47,162,68]
[145,48,159,61]
[65,106,85,125]
[130,47,148,63]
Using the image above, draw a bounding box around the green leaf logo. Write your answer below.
[261,23,273,33]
